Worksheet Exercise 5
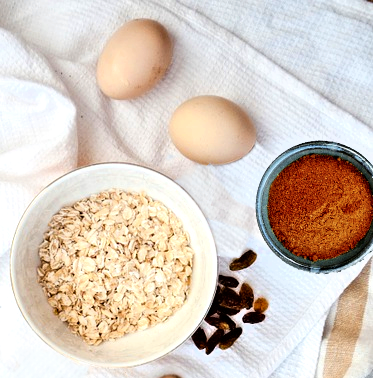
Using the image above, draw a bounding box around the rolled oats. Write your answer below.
[38,189,194,345]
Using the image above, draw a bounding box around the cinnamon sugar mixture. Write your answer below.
[268,154,373,261]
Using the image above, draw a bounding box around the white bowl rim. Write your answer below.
[10,162,218,367]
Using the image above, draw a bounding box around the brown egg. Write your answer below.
[169,96,256,165]
[96,19,173,100]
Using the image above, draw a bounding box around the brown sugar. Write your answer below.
[268,154,373,261]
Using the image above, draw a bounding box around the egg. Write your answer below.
[96,19,173,100]
[169,96,256,165]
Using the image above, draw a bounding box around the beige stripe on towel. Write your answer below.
[323,259,372,378]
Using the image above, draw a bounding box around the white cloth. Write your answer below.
[0,1,372,377]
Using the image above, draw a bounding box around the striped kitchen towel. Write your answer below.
[317,259,373,378]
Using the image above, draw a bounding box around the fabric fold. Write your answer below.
[0,30,78,255]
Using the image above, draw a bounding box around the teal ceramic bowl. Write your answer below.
[256,141,373,273]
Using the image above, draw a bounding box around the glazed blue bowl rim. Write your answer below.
[256,141,373,273]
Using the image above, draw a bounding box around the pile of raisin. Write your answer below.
[191,249,269,354]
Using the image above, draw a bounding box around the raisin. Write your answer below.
[242,311,265,324]
[218,313,236,331]
[218,287,244,311]
[205,314,236,331]
[229,250,257,271]
[253,297,269,313]
[191,327,207,350]
[217,305,240,316]
[218,275,239,288]
[205,316,225,329]
[206,329,224,355]
[240,283,254,309]
[219,327,242,350]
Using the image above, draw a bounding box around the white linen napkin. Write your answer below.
[1,1,372,377]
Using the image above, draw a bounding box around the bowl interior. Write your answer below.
[10,163,217,366]
[256,141,373,273]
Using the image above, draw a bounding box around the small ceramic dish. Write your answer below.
[10,163,217,367]
[256,141,373,273]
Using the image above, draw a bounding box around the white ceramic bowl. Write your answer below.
[10,163,217,367]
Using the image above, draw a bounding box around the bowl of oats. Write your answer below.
[10,162,217,367]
